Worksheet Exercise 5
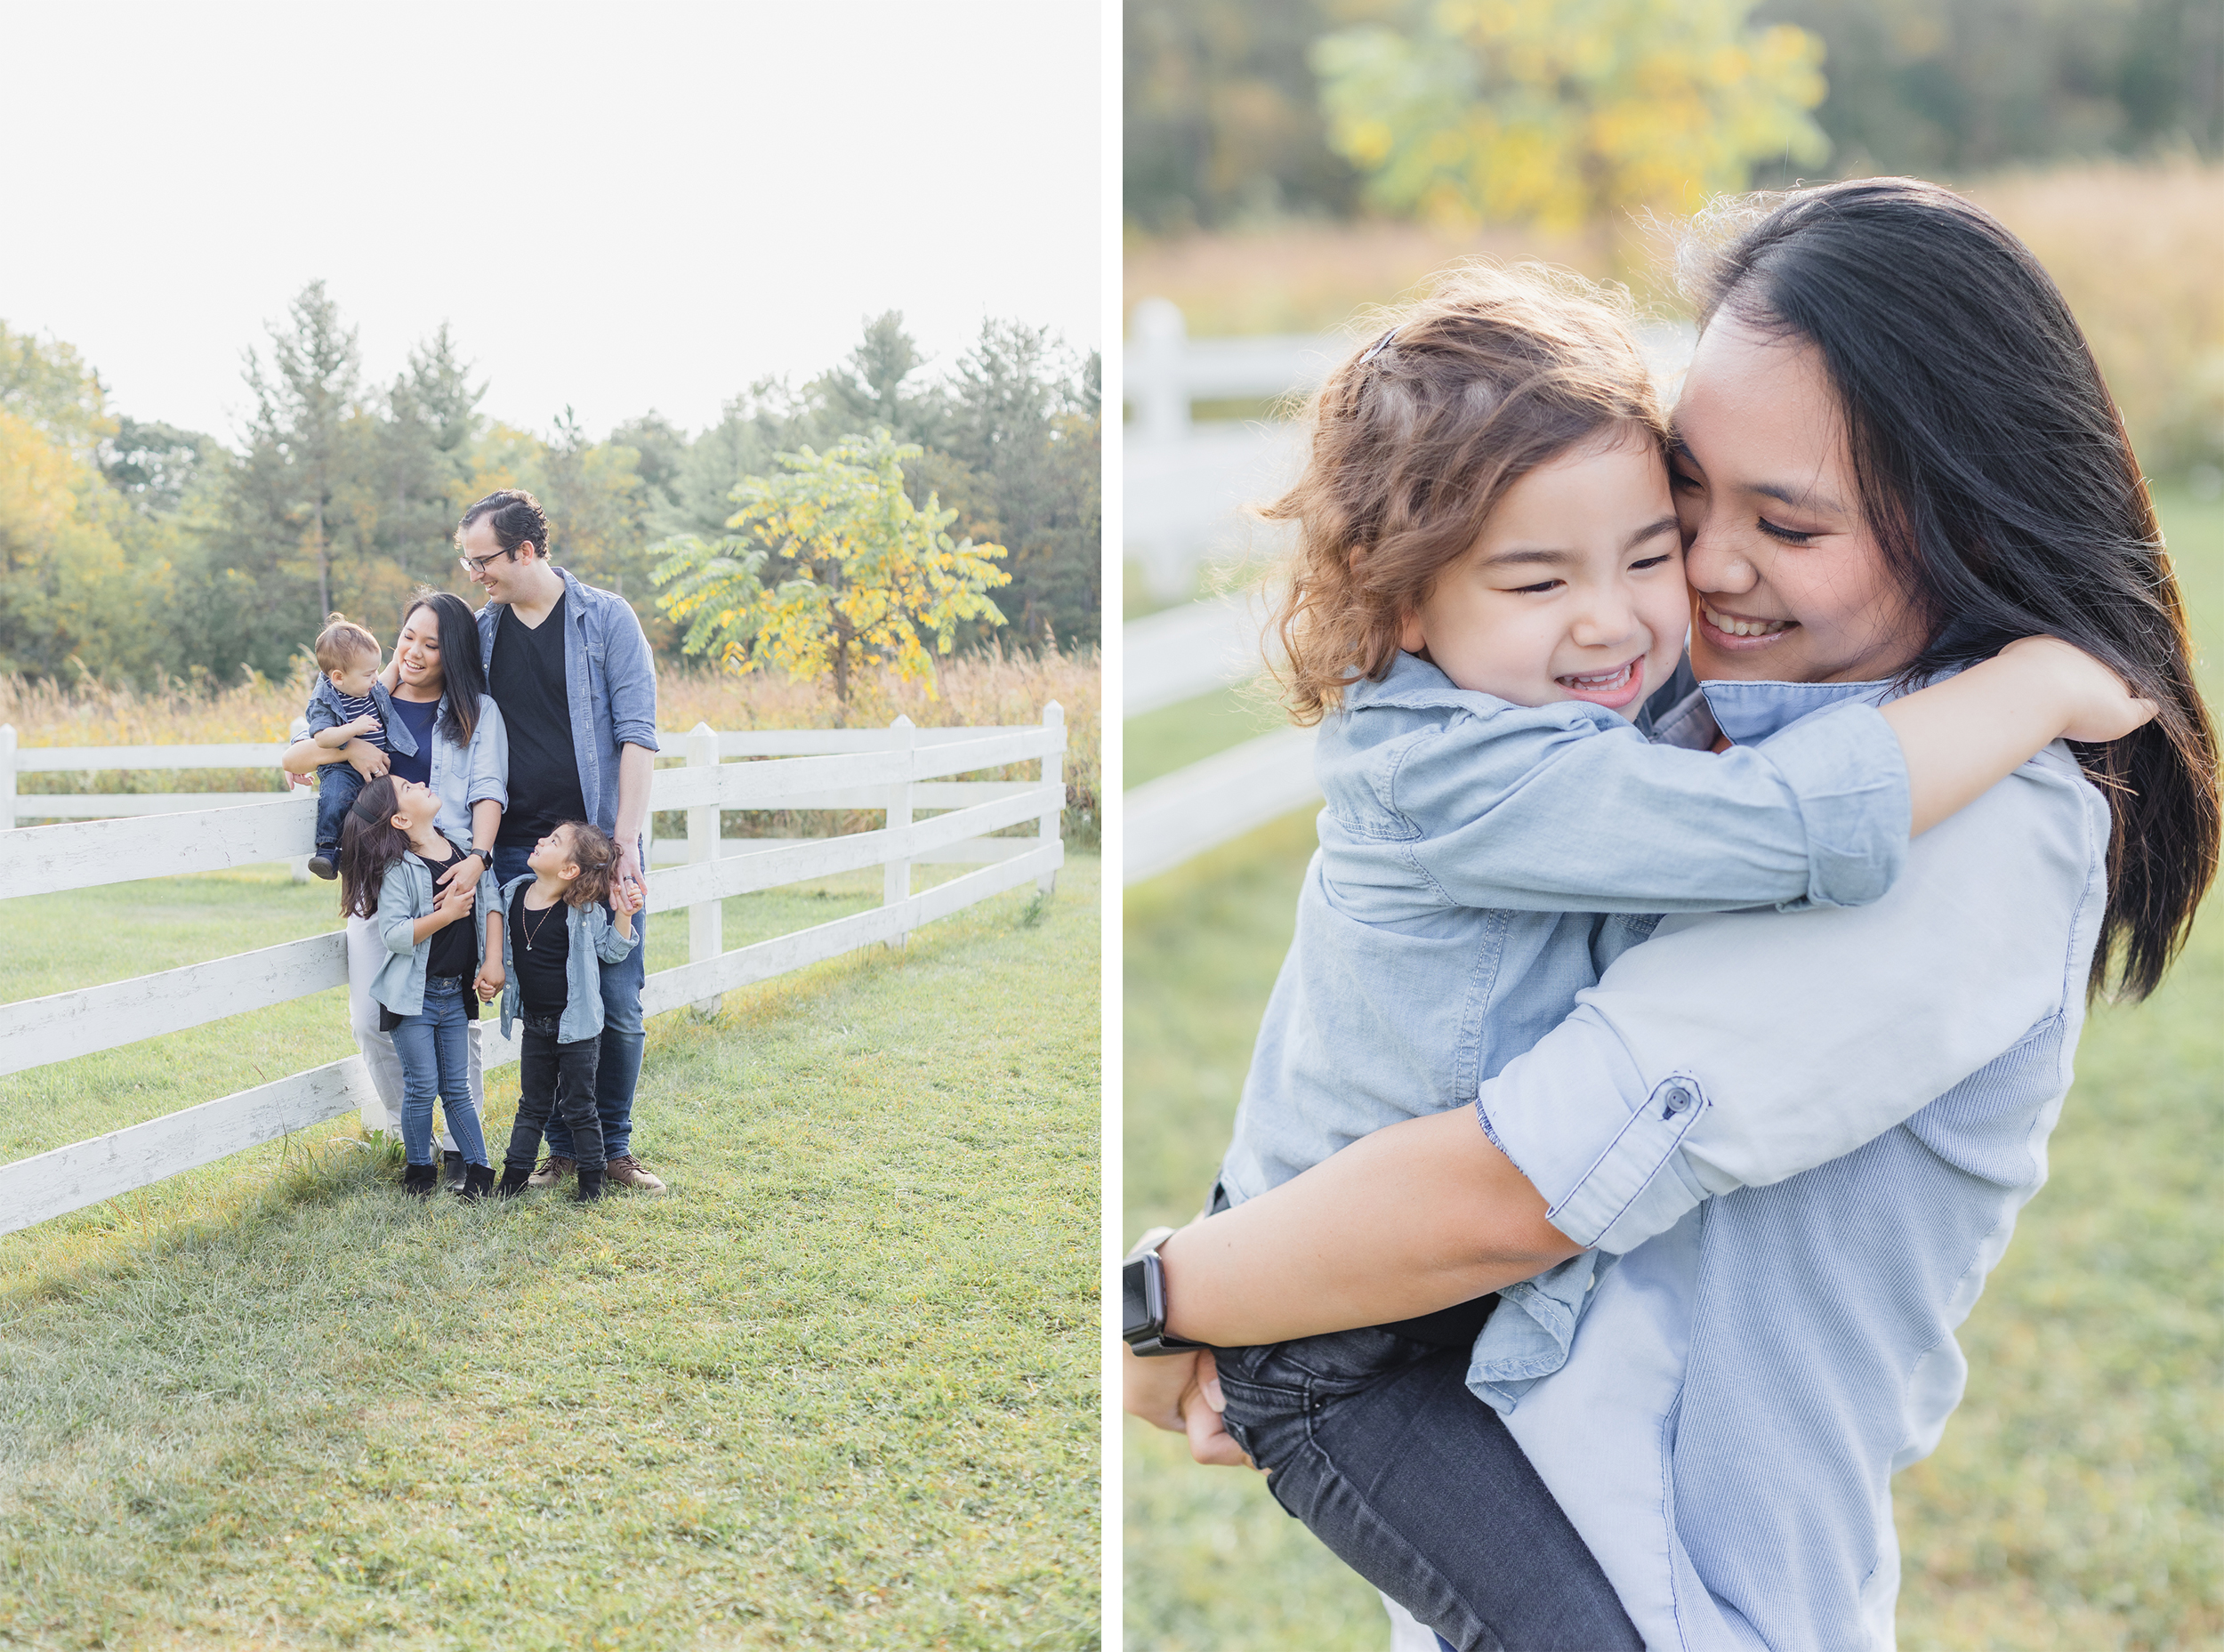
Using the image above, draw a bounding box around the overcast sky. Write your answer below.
[2,0,1101,444]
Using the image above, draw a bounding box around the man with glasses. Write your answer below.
[459,488,667,1193]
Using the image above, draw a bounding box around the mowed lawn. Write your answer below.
[0,854,1100,1649]
[1123,485,2224,1651]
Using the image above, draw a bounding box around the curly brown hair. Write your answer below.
[552,820,618,910]
[1261,264,1671,724]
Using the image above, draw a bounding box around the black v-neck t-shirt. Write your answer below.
[489,592,587,848]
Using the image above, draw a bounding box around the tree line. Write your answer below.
[0,293,1100,686]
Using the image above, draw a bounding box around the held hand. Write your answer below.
[2001,635,2161,743]
[612,842,646,912]
[610,874,644,917]
[344,741,391,782]
[475,960,504,1003]
[1119,1343,1253,1469]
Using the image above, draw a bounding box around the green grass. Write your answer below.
[1121,688,1284,793]
[0,855,1100,1649]
[1122,488,2224,1649]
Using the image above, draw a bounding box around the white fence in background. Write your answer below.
[0,708,1064,1236]
[1120,300,1697,600]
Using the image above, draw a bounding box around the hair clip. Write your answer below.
[1358,326,1399,365]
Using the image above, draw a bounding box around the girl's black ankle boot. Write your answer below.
[403,1163,439,1198]
[458,1164,495,1202]
[496,1166,533,1198]
[574,1168,606,1203]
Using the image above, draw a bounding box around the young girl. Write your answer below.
[338,776,495,1199]
[473,821,640,1202]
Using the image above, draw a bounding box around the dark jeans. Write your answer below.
[492,843,646,1161]
[315,761,365,856]
[509,1013,606,1173]
[1206,1206,1640,1651]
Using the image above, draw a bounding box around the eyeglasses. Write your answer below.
[458,546,518,576]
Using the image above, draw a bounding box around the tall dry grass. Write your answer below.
[0,650,1101,845]
[1126,160,2224,480]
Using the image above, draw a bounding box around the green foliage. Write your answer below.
[0,322,113,455]
[655,431,1011,704]
[1312,0,1829,231]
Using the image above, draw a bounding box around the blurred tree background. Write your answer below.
[0,299,1100,687]
[1124,0,2224,481]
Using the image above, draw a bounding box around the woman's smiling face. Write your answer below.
[393,603,447,696]
[1671,317,1926,685]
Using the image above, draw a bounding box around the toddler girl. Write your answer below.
[339,776,494,1198]
[475,822,640,1203]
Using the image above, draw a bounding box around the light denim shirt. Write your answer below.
[1471,676,2109,1651]
[304,675,415,757]
[370,833,489,1017]
[489,873,639,1044]
[474,568,659,845]
[1217,649,1912,1215]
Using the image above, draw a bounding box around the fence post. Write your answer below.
[286,716,311,882]
[687,721,721,1017]
[883,715,915,947]
[0,724,15,832]
[1038,702,1064,896]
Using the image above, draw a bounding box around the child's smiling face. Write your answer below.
[328,652,380,698]
[1398,425,1688,720]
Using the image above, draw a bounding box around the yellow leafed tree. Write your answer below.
[1312,0,1830,234]
[653,430,1010,705]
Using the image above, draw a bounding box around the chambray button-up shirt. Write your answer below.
[1217,651,1913,1213]
[1475,677,2110,1651]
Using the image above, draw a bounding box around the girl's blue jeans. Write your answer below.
[391,976,489,1168]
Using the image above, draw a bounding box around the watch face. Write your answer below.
[1122,1255,1153,1339]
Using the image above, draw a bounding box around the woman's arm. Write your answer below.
[283,737,388,782]
[1157,1108,1576,1345]
[1153,751,2099,1350]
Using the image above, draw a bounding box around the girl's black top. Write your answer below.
[419,841,478,981]
[510,882,572,1015]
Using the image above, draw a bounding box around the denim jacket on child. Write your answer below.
[491,873,639,1044]
[304,674,417,758]
[1215,649,1914,1366]
[370,832,487,1016]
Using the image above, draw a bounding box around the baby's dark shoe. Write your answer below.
[495,1166,533,1198]
[573,1167,606,1203]
[402,1163,439,1198]
[307,853,339,880]
[457,1164,495,1202]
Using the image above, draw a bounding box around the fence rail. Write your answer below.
[0,706,1064,1236]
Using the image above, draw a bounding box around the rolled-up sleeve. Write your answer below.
[1398,700,1910,915]
[377,866,420,959]
[603,601,660,753]
[1478,754,2099,1256]
[466,697,509,810]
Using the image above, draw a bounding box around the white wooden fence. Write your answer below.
[0,708,1064,1236]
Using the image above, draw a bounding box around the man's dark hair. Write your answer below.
[459,488,549,557]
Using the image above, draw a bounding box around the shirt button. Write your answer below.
[1662,1084,1694,1116]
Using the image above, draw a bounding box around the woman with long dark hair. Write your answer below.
[1124,178,2219,1648]
[286,589,510,1155]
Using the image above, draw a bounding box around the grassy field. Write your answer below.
[0,854,1100,1648]
[1123,488,2224,1649]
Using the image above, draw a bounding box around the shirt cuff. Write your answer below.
[1477,1019,1713,1255]
[1760,702,1910,910]
[614,720,661,753]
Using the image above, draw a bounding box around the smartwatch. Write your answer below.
[1122,1227,1204,1357]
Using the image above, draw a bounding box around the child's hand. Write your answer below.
[2000,636,2161,743]
[344,742,391,781]
[432,876,476,926]
[345,713,382,738]
[475,960,504,1002]
[610,876,644,918]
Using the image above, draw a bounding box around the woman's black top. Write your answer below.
[510,882,572,1015]
[386,694,438,786]
[489,595,587,848]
